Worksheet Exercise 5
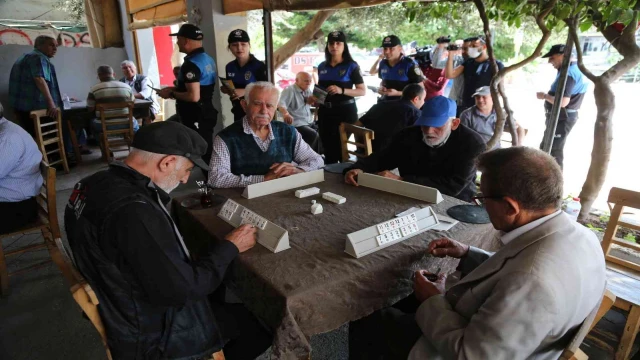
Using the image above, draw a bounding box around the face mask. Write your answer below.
[467,47,482,59]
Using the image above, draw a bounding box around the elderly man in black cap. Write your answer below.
[536,44,588,169]
[64,121,271,360]
[158,24,218,167]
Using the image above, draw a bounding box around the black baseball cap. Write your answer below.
[381,35,402,47]
[327,31,346,42]
[132,121,210,170]
[228,29,250,43]
[169,24,204,41]
[542,44,566,58]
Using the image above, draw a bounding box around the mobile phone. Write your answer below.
[147,85,162,92]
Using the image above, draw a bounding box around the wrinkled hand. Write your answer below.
[377,86,387,95]
[536,92,546,100]
[326,85,341,95]
[414,270,446,303]
[46,106,59,119]
[344,169,363,186]
[283,113,294,125]
[157,87,174,99]
[225,224,257,253]
[427,237,470,259]
[306,96,317,106]
[376,170,402,181]
[264,162,301,181]
[220,86,231,95]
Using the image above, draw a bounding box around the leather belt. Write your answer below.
[323,99,355,108]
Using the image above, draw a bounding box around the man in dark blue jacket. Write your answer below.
[64,121,271,360]
[344,96,485,202]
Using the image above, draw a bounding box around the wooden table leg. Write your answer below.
[66,119,83,164]
[616,305,640,360]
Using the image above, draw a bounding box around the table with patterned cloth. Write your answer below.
[172,172,501,360]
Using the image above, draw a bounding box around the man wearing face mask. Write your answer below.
[344,96,485,201]
[64,121,272,360]
[446,36,504,114]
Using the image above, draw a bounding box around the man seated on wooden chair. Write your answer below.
[119,60,160,120]
[355,83,425,153]
[349,147,607,360]
[344,96,485,201]
[278,71,320,152]
[459,85,525,149]
[64,121,271,360]
[0,101,43,234]
[87,65,140,139]
[208,81,324,188]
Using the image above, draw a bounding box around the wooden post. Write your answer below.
[263,8,275,83]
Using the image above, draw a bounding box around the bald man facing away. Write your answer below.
[278,72,319,151]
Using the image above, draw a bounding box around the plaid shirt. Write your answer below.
[9,50,62,112]
[208,117,324,188]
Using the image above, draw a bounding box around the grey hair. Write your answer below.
[121,60,136,69]
[477,147,563,211]
[244,81,280,105]
[97,65,114,76]
[34,35,55,48]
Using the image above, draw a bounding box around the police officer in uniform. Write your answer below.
[315,31,366,164]
[370,35,424,102]
[158,24,217,165]
[220,29,268,123]
[536,44,587,169]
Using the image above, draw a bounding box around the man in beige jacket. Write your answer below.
[350,147,606,360]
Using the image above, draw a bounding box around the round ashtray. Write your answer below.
[446,204,491,224]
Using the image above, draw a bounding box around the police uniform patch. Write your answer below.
[245,71,252,80]
[332,31,340,37]
[228,73,235,77]
[235,30,243,37]
[339,69,346,76]
[414,67,422,76]
[384,37,391,43]
[186,72,195,80]
[398,69,405,76]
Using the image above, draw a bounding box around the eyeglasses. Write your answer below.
[471,195,503,206]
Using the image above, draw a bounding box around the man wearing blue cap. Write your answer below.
[344,96,485,201]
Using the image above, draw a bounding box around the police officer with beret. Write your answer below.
[221,29,268,123]
[536,44,587,169]
[370,35,425,101]
[315,31,367,164]
[158,24,218,166]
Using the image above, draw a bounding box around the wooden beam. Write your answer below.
[223,0,263,15]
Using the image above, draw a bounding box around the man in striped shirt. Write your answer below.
[88,65,139,137]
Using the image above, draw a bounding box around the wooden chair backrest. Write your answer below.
[339,123,375,163]
[54,238,112,360]
[30,109,69,173]
[96,101,134,125]
[559,289,616,360]
[601,187,640,272]
[35,162,60,238]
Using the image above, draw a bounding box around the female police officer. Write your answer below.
[221,29,268,123]
[370,35,424,102]
[315,31,366,164]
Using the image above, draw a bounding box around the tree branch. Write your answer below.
[567,20,598,82]
[273,10,336,69]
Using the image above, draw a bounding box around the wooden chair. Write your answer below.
[559,289,617,360]
[154,95,165,122]
[339,123,374,163]
[54,238,113,360]
[601,187,640,272]
[30,109,70,174]
[96,102,135,163]
[0,162,69,296]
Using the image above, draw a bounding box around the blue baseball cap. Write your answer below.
[414,96,457,127]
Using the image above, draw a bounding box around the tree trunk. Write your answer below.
[568,12,640,220]
[273,10,336,69]
[578,79,615,220]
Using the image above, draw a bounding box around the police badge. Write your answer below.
[245,71,252,80]
[339,69,346,76]
[398,69,405,76]
[235,30,243,37]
